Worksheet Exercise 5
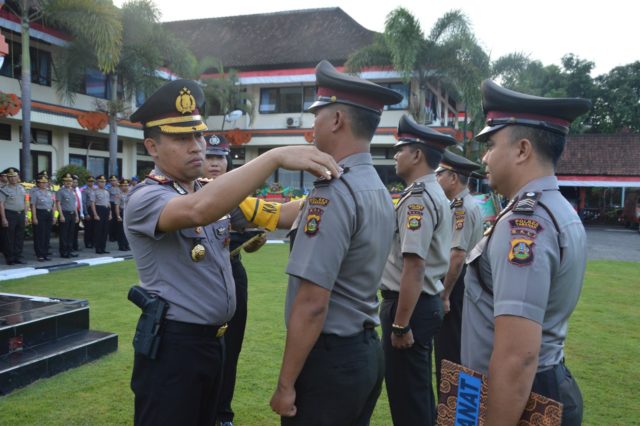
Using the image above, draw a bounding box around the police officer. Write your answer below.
[56,173,79,258]
[433,150,484,387]
[125,78,338,426]
[269,60,402,425]
[82,176,96,248]
[115,178,130,251]
[30,172,56,261]
[0,170,7,188]
[461,80,590,425]
[108,175,121,242]
[379,115,454,425]
[90,175,111,254]
[72,175,84,252]
[0,168,27,265]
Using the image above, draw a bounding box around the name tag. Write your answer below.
[454,371,481,426]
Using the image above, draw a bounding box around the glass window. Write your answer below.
[88,157,108,177]
[383,82,410,110]
[85,68,109,99]
[277,169,300,189]
[0,123,11,140]
[69,154,86,168]
[230,148,245,160]
[303,87,316,111]
[279,87,303,114]
[0,40,51,86]
[68,133,122,152]
[302,172,316,192]
[259,88,278,113]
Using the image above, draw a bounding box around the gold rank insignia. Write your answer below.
[191,242,206,262]
[175,87,197,114]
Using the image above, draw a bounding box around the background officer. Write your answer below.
[125,78,338,426]
[379,115,455,425]
[72,175,84,252]
[461,80,591,425]
[90,175,111,254]
[115,178,130,251]
[30,172,55,261]
[270,60,402,425]
[82,176,96,248]
[0,168,27,265]
[433,149,484,387]
[57,173,79,258]
[108,175,121,242]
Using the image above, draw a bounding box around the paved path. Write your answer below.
[586,225,640,262]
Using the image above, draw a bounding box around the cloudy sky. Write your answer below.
[115,0,638,76]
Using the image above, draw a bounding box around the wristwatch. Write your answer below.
[391,323,411,336]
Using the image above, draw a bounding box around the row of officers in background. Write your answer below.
[0,169,135,264]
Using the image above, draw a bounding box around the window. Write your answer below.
[382,83,410,111]
[19,127,52,145]
[136,142,148,156]
[136,161,155,178]
[20,149,52,179]
[84,68,109,99]
[230,147,245,160]
[0,123,11,141]
[69,133,122,153]
[259,86,315,114]
[371,147,395,160]
[0,39,52,86]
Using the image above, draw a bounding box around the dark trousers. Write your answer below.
[59,211,76,256]
[532,362,583,426]
[109,202,118,241]
[281,329,384,426]
[3,209,25,263]
[116,209,129,250]
[83,217,94,248]
[131,326,225,426]
[434,265,466,388]
[33,209,53,258]
[216,257,248,423]
[381,291,444,426]
[72,214,80,251]
[94,205,110,253]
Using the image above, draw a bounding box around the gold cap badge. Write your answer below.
[175,87,196,114]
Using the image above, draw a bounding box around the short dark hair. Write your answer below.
[143,127,162,141]
[456,173,469,186]
[346,106,380,141]
[509,126,566,167]
[409,145,443,170]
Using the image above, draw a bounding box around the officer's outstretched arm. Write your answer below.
[238,197,303,231]
[157,146,338,233]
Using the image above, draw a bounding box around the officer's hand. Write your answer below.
[32,218,38,226]
[93,215,99,221]
[271,146,340,180]
[391,330,414,349]
[270,384,297,418]
[244,233,267,253]
[117,216,122,222]
[59,215,65,223]
[1,218,7,227]
[75,215,80,224]
[441,296,450,315]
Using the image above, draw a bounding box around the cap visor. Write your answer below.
[474,124,506,143]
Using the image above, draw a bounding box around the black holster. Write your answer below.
[128,285,168,359]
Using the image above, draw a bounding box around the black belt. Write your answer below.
[380,289,438,300]
[6,209,24,214]
[163,319,227,338]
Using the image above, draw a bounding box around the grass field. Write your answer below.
[0,245,638,425]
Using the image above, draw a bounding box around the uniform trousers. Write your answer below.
[131,323,225,426]
[216,256,248,423]
[109,202,118,241]
[3,209,25,263]
[434,265,466,389]
[93,205,110,253]
[59,211,76,256]
[33,209,53,258]
[281,328,383,426]
[83,216,94,248]
[72,215,81,251]
[381,291,444,426]
[531,362,583,426]
[116,209,129,250]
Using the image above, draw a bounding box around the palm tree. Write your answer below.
[347,8,489,132]
[54,0,196,177]
[2,0,122,181]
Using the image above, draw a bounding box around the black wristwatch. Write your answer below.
[391,323,411,336]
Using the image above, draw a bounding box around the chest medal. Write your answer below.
[191,238,206,262]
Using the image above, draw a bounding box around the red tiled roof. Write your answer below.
[558,133,640,176]
[162,8,376,71]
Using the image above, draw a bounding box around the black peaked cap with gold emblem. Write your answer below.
[394,115,457,152]
[475,79,591,142]
[205,135,230,156]
[130,79,208,134]
[61,173,73,181]
[5,167,20,177]
[437,150,481,176]
[307,60,403,115]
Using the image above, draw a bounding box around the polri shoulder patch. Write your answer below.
[304,207,324,236]
[512,192,541,215]
[508,237,535,266]
[455,209,465,230]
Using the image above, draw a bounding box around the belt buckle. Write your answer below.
[216,323,228,337]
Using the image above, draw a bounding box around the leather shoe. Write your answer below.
[69,253,79,258]
[37,257,46,262]
[219,422,234,426]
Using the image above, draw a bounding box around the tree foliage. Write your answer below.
[591,62,640,133]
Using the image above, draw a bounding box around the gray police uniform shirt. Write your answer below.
[109,186,121,204]
[381,174,452,295]
[461,176,586,374]
[118,192,128,211]
[0,184,27,212]
[30,187,55,210]
[90,188,110,207]
[450,188,483,253]
[124,170,236,325]
[82,187,93,216]
[57,187,76,212]
[286,152,395,336]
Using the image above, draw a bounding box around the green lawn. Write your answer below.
[0,246,638,425]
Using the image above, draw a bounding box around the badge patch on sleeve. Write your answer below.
[304,207,324,236]
[455,209,465,230]
[509,218,543,238]
[407,213,423,230]
[308,197,330,207]
[508,238,534,266]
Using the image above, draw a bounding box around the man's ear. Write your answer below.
[515,137,534,164]
[331,109,346,133]
[143,137,158,158]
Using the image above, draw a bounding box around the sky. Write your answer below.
[115,0,639,77]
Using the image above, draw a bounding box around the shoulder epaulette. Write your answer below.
[410,182,425,195]
[450,198,464,209]
[512,191,541,215]
[313,166,350,188]
[146,173,172,185]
